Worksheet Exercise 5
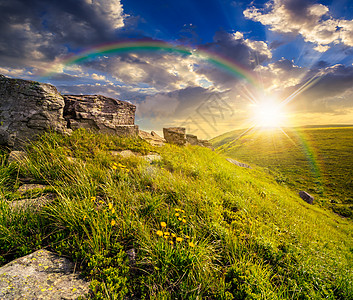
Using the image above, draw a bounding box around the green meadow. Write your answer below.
[213,126,353,218]
[0,129,353,299]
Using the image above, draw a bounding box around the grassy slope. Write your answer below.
[0,130,352,299]
[213,127,353,217]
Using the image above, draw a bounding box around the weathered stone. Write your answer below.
[163,127,186,146]
[299,191,314,204]
[0,75,66,149]
[139,130,165,146]
[186,134,199,146]
[63,95,138,136]
[0,249,90,299]
[18,184,48,193]
[198,139,213,149]
[226,158,252,169]
[7,150,27,164]
[8,194,55,210]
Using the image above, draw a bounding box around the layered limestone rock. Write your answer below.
[0,76,66,149]
[138,130,165,146]
[63,95,138,136]
[0,75,139,149]
[163,127,187,146]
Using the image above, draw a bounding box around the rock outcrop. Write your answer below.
[0,76,66,149]
[163,127,213,149]
[139,130,165,146]
[63,95,138,136]
[0,75,139,149]
[299,190,314,204]
[0,249,90,299]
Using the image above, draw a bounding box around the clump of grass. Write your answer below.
[0,129,352,299]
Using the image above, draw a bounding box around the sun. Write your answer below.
[252,100,287,128]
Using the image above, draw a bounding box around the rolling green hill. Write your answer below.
[1,129,353,299]
[212,126,353,218]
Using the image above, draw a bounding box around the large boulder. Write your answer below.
[163,127,186,145]
[0,75,66,149]
[139,130,165,146]
[0,249,90,299]
[63,95,138,136]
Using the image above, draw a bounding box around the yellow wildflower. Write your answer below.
[164,232,170,236]
[91,196,96,201]
[164,236,169,240]
[189,242,195,247]
[108,203,113,210]
[111,220,116,226]
[171,233,176,237]
[174,208,180,211]
[83,216,87,221]
[176,237,183,242]
[181,210,185,213]
[111,208,116,214]
[182,219,186,223]
[178,217,182,221]
[156,230,163,236]
[185,235,190,239]
[112,165,117,170]
[175,213,180,217]
[161,222,167,228]
[99,200,104,204]
[169,241,174,245]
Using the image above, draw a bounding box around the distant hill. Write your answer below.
[212,126,353,218]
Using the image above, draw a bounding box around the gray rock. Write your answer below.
[0,76,67,149]
[186,134,199,146]
[8,194,54,211]
[226,158,252,169]
[8,151,27,164]
[63,95,138,136]
[0,249,90,299]
[139,130,165,146]
[163,127,186,146]
[18,184,48,193]
[198,139,213,150]
[299,191,314,204]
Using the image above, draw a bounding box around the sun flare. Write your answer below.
[252,100,287,128]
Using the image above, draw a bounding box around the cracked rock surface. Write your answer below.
[0,250,90,300]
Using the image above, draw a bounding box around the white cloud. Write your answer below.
[244,0,353,51]
[87,0,126,29]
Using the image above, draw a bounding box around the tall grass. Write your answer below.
[0,129,352,299]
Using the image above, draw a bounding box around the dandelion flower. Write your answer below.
[111,220,116,226]
[182,219,186,223]
[171,233,176,237]
[99,200,104,204]
[111,208,115,214]
[169,241,174,245]
[175,213,180,217]
[185,235,190,239]
[164,232,170,236]
[112,165,117,170]
[108,203,113,210]
[164,236,169,240]
[161,222,167,228]
[156,230,163,236]
[178,217,182,221]
[91,196,96,201]
[83,216,87,221]
[176,237,183,242]
[189,242,195,247]
[174,208,180,211]
[181,210,185,213]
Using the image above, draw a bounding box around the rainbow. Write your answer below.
[38,39,259,86]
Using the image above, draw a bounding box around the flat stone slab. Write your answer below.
[8,194,55,210]
[299,190,314,204]
[143,154,162,163]
[0,249,90,300]
[8,151,27,164]
[17,184,48,193]
[226,158,252,169]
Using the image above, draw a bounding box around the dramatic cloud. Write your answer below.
[0,0,126,68]
[244,0,353,52]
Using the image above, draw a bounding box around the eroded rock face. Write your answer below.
[163,127,186,145]
[0,76,66,149]
[139,130,165,146]
[63,95,138,136]
[0,249,90,299]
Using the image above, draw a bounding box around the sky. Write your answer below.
[0,0,353,138]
